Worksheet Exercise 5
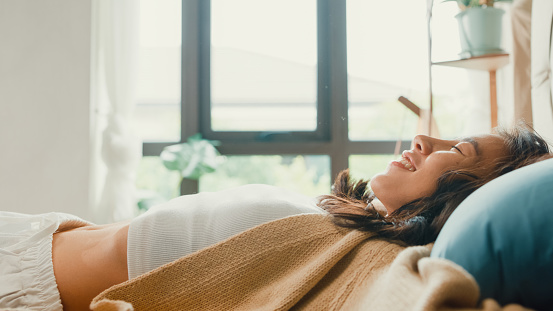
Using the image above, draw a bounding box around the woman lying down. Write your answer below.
[1,125,550,310]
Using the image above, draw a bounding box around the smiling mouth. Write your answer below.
[398,156,416,171]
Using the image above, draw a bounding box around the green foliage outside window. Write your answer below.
[200,155,331,196]
[135,154,331,213]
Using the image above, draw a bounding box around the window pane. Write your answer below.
[134,0,181,142]
[210,0,317,131]
[432,67,478,138]
[347,0,429,141]
[135,156,181,212]
[348,154,396,182]
[199,155,331,196]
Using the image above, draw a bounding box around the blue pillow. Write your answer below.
[431,157,553,309]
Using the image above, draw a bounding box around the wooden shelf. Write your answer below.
[432,53,510,129]
[432,53,509,71]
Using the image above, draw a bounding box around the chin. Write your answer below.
[368,174,385,195]
[368,174,379,189]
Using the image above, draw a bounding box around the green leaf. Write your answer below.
[160,134,224,180]
[442,0,470,6]
[442,0,511,7]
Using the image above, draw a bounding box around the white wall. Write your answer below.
[0,0,93,218]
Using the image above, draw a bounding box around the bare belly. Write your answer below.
[52,221,130,311]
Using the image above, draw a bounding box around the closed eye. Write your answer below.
[451,145,463,154]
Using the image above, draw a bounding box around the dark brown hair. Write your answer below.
[318,124,551,246]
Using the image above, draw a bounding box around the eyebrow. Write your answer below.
[461,137,480,156]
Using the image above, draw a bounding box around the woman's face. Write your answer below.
[369,134,508,216]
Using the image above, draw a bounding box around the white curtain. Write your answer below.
[531,0,553,145]
[91,0,142,223]
[512,0,533,124]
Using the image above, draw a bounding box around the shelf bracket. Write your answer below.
[398,96,421,117]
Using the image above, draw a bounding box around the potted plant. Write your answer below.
[160,134,224,195]
[445,0,512,58]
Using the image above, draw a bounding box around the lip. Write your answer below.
[389,151,417,172]
[390,160,412,171]
[401,150,417,171]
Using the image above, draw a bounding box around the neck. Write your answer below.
[371,199,389,217]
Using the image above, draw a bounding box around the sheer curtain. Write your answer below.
[531,0,553,144]
[91,0,142,223]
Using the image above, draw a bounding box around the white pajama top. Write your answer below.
[127,184,325,279]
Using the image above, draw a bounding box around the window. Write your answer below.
[136,0,446,203]
[134,0,182,142]
[201,0,328,141]
[199,155,330,196]
[347,0,428,141]
[210,0,318,133]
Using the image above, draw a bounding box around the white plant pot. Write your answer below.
[455,7,505,58]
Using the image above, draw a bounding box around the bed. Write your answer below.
[90,2,553,310]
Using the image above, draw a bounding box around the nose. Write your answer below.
[412,135,432,155]
[412,135,451,155]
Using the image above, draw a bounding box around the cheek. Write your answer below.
[410,164,452,198]
[429,157,472,178]
[408,174,437,198]
[415,158,477,195]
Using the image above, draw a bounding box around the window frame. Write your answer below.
[142,0,411,193]
[199,0,330,142]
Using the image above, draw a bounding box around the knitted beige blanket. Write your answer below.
[90,214,530,311]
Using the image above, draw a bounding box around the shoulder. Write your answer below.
[158,184,321,212]
[140,184,323,226]
[217,184,323,214]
